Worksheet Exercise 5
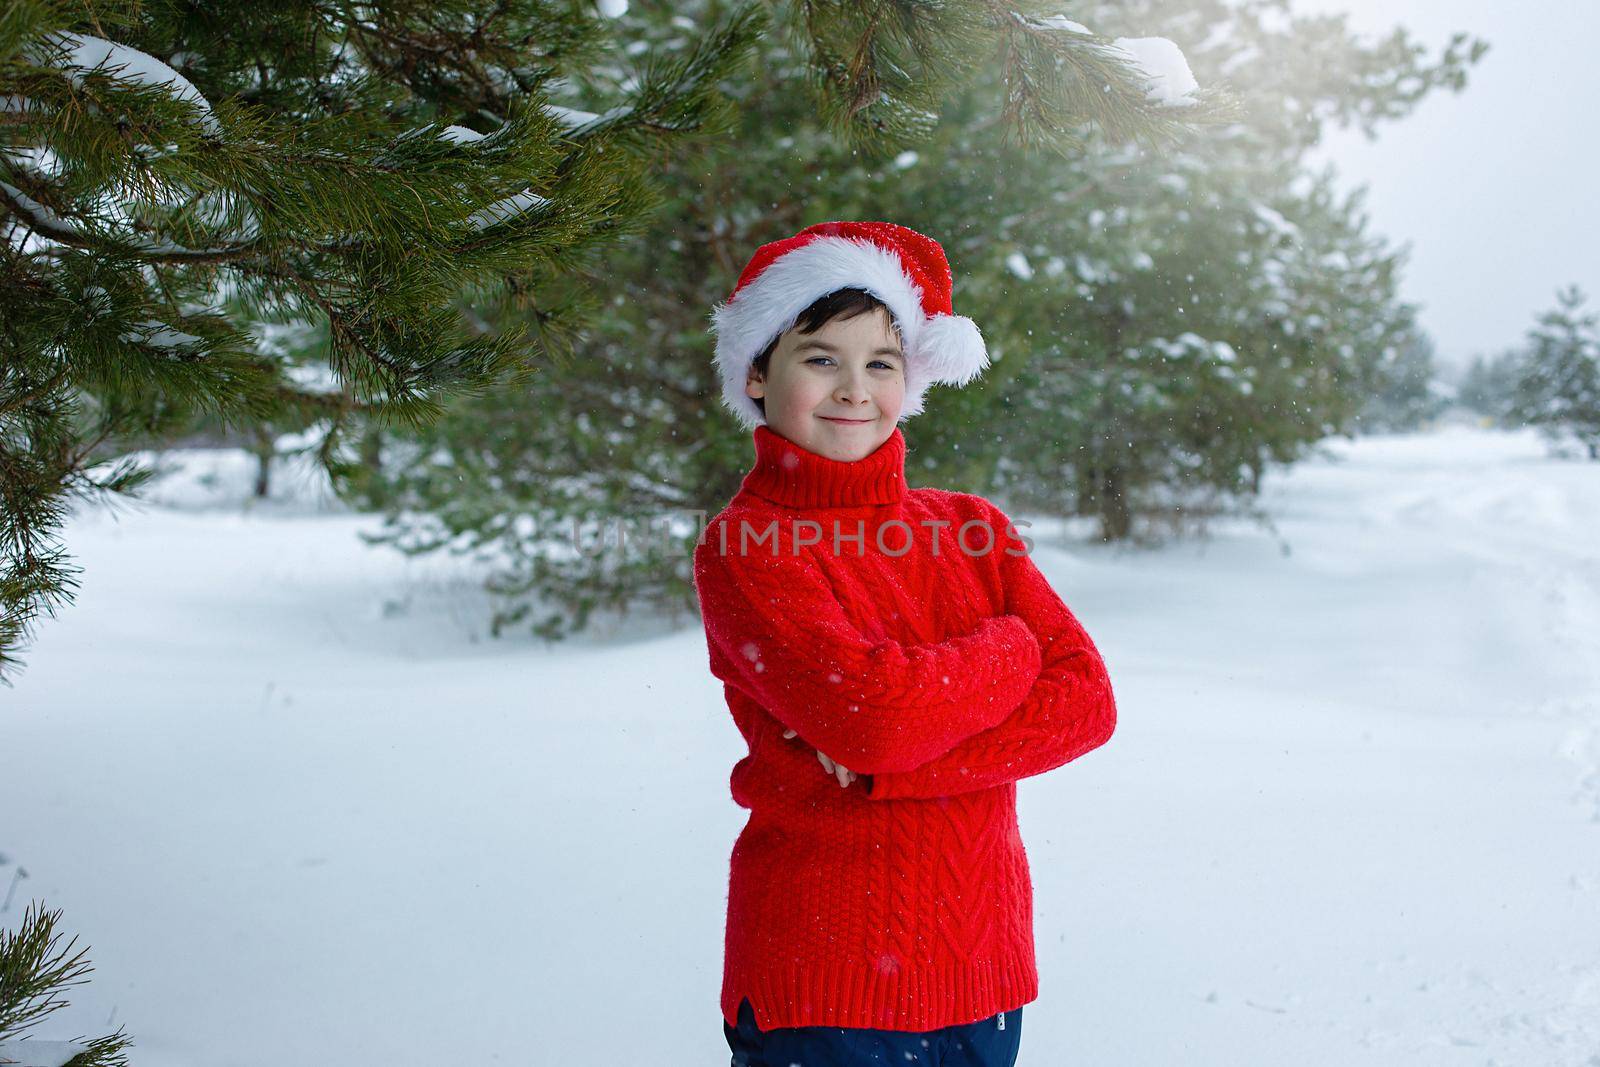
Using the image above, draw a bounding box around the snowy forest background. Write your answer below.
[4,0,1599,1064]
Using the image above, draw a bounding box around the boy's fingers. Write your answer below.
[814,750,860,787]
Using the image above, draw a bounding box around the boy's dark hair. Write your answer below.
[748,288,904,419]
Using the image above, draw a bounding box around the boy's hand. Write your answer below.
[782,727,857,787]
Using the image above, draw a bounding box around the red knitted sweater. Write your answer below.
[693,423,1117,1033]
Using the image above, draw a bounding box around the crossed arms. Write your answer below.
[693,502,1116,798]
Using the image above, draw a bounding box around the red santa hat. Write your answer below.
[709,220,990,430]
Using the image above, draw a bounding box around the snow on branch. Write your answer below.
[1107,37,1200,108]
[542,103,634,136]
[0,179,84,238]
[119,319,206,349]
[43,32,222,136]
[1012,12,1201,108]
[437,124,486,145]
[466,189,550,231]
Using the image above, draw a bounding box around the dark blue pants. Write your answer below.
[723,996,1023,1066]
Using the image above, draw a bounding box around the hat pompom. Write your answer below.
[911,313,990,386]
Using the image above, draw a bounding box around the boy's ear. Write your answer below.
[745,366,766,400]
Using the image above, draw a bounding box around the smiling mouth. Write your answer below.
[819,416,873,424]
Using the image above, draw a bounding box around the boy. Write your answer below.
[693,221,1117,1066]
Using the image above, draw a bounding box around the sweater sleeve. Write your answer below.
[693,531,1043,775]
[863,502,1117,801]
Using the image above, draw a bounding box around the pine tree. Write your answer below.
[1510,285,1600,459]
[1,0,765,680]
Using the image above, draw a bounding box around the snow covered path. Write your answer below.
[3,425,1597,1066]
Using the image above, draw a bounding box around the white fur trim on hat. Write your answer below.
[708,236,988,430]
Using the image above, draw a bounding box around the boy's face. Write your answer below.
[745,306,906,462]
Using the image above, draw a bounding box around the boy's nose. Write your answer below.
[835,373,871,402]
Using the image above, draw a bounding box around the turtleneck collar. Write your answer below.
[740,424,907,509]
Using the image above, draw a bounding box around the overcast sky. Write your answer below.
[1293,0,1599,373]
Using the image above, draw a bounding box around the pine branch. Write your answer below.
[0,901,132,1067]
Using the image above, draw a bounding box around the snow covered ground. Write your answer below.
[3,424,1598,1066]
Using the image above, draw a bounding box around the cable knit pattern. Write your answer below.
[693,424,1117,1033]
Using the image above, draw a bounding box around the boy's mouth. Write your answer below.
[818,416,873,424]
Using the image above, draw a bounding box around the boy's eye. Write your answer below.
[805,356,902,370]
